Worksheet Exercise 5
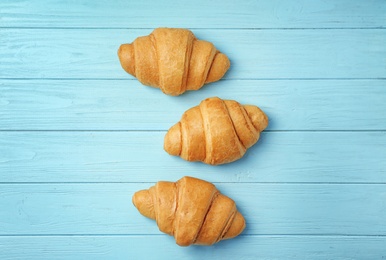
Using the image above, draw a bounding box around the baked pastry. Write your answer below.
[164,97,268,165]
[118,28,230,96]
[132,176,246,246]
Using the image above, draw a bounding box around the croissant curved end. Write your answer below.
[132,190,156,220]
[118,44,136,76]
[205,53,230,84]
[222,211,246,240]
[244,105,269,132]
[164,122,182,156]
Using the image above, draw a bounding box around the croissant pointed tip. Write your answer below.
[118,43,136,76]
[244,105,269,132]
[132,190,155,220]
[205,53,230,84]
[222,211,246,241]
[164,123,182,156]
[258,110,269,131]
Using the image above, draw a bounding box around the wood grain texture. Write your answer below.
[1,79,386,131]
[0,183,385,235]
[1,236,385,260]
[1,0,386,259]
[1,131,385,183]
[1,0,386,29]
[1,29,385,79]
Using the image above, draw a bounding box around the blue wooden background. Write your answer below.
[1,0,386,259]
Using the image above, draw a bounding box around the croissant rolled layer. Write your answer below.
[118,28,230,96]
[132,176,246,246]
[164,97,268,165]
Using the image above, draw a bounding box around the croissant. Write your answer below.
[132,176,246,246]
[118,28,230,96]
[164,97,268,165]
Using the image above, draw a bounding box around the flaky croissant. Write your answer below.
[164,97,268,165]
[118,28,230,96]
[132,176,246,246]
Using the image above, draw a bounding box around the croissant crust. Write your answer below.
[132,176,246,246]
[118,28,230,96]
[164,97,268,165]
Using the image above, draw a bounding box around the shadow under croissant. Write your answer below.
[164,129,270,168]
[185,234,250,252]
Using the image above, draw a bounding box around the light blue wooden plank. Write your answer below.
[0,235,385,260]
[1,132,385,183]
[1,0,385,29]
[1,79,386,131]
[1,29,385,79]
[0,183,385,235]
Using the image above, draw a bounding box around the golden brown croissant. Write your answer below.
[118,28,230,96]
[164,97,268,165]
[132,176,246,246]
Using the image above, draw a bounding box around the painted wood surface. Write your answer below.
[1,0,386,259]
[1,183,385,235]
[1,132,385,183]
[1,0,386,29]
[1,29,385,79]
[1,236,385,260]
[1,79,386,130]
